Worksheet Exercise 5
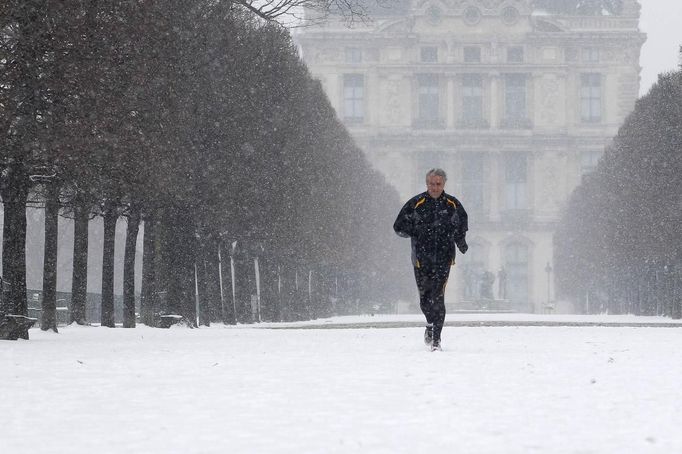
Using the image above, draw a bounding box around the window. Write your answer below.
[343,74,364,123]
[417,74,440,124]
[504,152,527,210]
[504,73,527,122]
[504,243,529,306]
[462,74,484,123]
[345,47,362,64]
[461,152,485,210]
[464,46,481,63]
[582,48,599,63]
[581,73,601,123]
[581,150,602,175]
[421,46,438,63]
[507,46,524,63]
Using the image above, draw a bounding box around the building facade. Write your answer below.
[296,0,645,312]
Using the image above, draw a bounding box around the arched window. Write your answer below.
[504,243,529,307]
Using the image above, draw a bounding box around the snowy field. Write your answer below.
[3,315,682,453]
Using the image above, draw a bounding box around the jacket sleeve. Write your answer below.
[449,199,468,247]
[393,200,416,238]
[454,201,468,242]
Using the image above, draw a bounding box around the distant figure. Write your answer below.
[462,265,474,299]
[497,267,507,300]
[479,270,495,300]
[393,168,468,351]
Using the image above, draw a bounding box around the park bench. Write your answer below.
[0,313,37,340]
[158,314,185,328]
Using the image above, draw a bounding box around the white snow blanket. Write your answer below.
[2,315,682,453]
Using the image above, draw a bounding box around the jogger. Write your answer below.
[393,168,468,350]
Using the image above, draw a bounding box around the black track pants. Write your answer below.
[414,263,451,342]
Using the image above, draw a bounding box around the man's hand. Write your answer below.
[457,239,468,254]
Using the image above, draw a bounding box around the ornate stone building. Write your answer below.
[296,0,645,312]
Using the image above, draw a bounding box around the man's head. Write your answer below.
[425,168,447,199]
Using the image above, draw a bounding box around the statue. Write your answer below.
[479,270,495,300]
[463,265,475,299]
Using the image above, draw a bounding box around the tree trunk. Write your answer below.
[100,203,117,327]
[205,239,223,324]
[183,262,198,327]
[220,243,236,325]
[140,214,158,326]
[673,268,682,320]
[260,254,280,322]
[179,218,197,327]
[1,164,30,332]
[279,264,297,322]
[40,181,59,332]
[196,235,211,327]
[122,206,140,328]
[307,269,317,320]
[165,207,197,327]
[70,201,89,325]
[232,243,252,323]
[196,233,222,326]
[155,210,171,317]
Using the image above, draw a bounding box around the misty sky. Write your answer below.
[639,0,682,95]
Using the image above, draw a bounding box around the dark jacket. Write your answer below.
[393,191,468,268]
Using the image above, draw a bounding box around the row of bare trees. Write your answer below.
[0,2,410,336]
[554,68,682,316]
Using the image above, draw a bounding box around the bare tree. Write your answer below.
[232,0,380,25]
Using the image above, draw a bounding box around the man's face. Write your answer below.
[426,174,445,199]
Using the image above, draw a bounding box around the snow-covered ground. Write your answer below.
[3,315,682,453]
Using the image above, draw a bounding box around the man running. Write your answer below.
[393,168,468,351]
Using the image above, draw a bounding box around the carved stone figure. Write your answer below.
[479,270,495,300]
